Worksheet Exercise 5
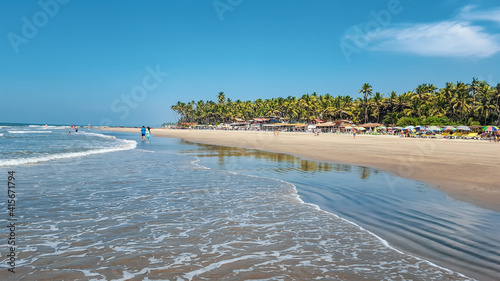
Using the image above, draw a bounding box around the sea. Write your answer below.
[0,123,499,281]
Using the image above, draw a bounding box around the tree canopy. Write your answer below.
[171,80,500,126]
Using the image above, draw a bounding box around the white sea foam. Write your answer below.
[183,255,261,281]
[29,125,69,129]
[190,157,211,170]
[0,134,3,137]
[8,130,52,134]
[206,163,472,279]
[0,139,137,166]
[79,131,116,139]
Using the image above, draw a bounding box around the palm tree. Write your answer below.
[171,78,500,126]
[451,82,473,123]
[474,82,495,124]
[494,83,500,124]
[359,83,373,123]
[371,92,384,123]
[217,92,226,105]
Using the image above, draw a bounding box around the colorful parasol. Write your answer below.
[457,125,471,131]
[483,126,498,132]
[427,126,441,131]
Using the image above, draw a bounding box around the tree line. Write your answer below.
[171,79,500,126]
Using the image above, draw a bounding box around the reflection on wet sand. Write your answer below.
[180,140,376,180]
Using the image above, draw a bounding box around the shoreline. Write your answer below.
[102,127,500,212]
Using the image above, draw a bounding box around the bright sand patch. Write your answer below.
[102,128,500,212]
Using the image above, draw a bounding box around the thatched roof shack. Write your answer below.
[316,122,335,127]
[312,118,326,124]
[359,123,383,130]
[315,120,353,132]
[252,117,283,124]
[262,123,307,131]
[178,122,197,127]
[333,119,353,126]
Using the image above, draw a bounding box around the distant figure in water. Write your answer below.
[141,126,146,141]
[75,126,78,133]
[88,124,91,129]
[68,132,71,135]
[146,127,151,140]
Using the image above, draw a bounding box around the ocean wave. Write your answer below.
[0,134,3,137]
[0,139,137,166]
[28,125,69,129]
[8,130,53,134]
[79,131,117,139]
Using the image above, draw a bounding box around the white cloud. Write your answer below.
[459,5,500,23]
[343,5,500,59]
[368,21,500,58]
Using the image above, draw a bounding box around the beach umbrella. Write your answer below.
[427,126,441,131]
[483,126,499,132]
[357,127,366,131]
[415,125,426,131]
[403,125,414,130]
[443,126,455,131]
[393,126,403,130]
[457,125,471,131]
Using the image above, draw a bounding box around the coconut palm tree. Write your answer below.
[371,92,384,123]
[359,83,373,123]
[451,82,473,123]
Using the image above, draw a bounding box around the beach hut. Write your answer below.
[316,121,336,132]
[312,118,326,124]
[342,126,353,133]
[359,123,383,131]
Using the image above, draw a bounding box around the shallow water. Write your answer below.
[181,141,500,281]
[0,127,497,280]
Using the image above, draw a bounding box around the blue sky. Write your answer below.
[1,0,499,126]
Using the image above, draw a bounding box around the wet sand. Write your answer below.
[102,128,500,212]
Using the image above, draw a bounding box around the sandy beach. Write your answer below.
[103,127,500,212]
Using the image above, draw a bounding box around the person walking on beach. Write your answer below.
[141,126,146,141]
[353,130,356,139]
[146,126,151,140]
